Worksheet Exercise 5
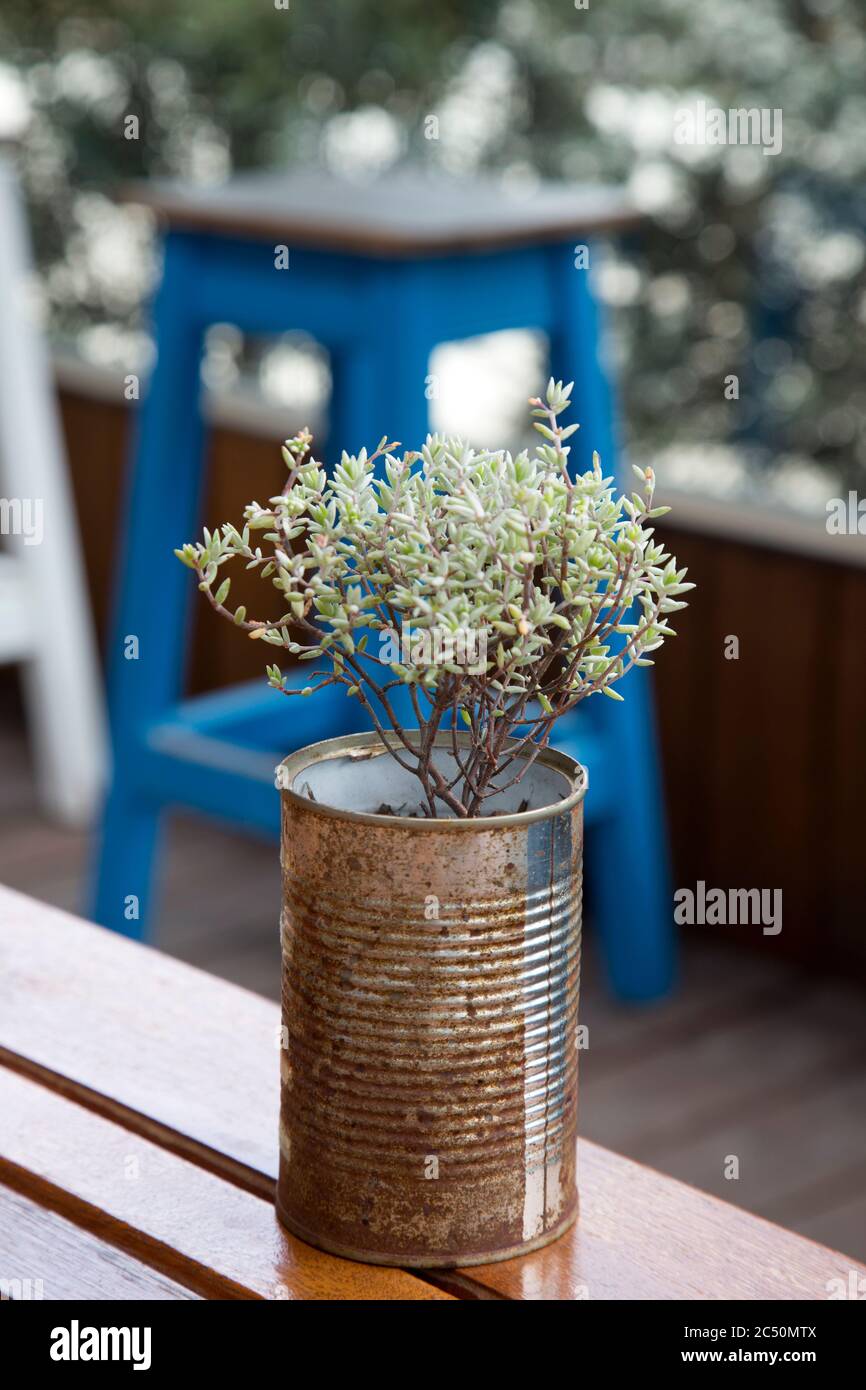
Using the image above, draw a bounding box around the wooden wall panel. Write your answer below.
[655,524,866,976]
[58,391,288,692]
[59,390,126,645]
[825,564,866,972]
[191,424,287,693]
[651,528,717,911]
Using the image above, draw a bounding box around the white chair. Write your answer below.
[0,151,107,825]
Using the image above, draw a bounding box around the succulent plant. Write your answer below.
[177,379,692,815]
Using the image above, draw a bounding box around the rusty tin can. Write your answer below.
[276,731,586,1267]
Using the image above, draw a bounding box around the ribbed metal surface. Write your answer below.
[276,738,585,1267]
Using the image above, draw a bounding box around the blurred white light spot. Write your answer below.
[323,106,404,180]
[429,330,546,446]
[799,231,864,286]
[69,196,157,310]
[628,161,686,215]
[260,339,330,416]
[78,323,154,373]
[707,301,745,337]
[0,63,31,139]
[55,50,128,118]
[433,43,519,174]
[647,274,691,317]
[594,260,642,307]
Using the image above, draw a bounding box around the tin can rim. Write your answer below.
[278,730,588,830]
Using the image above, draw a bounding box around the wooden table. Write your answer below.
[1,884,863,1301]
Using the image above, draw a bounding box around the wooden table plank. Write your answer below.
[0,1183,200,1300]
[0,886,279,1193]
[2,886,863,1300]
[0,1068,450,1301]
[458,1143,865,1301]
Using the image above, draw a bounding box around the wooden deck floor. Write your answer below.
[2,702,865,1267]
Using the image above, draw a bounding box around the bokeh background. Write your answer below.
[1,0,865,1266]
[4,0,866,499]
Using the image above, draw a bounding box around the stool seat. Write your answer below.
[124,167,641,257]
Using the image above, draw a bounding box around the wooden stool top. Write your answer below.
[124,167,640,257]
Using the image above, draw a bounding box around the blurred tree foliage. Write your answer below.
[2,0,865,491]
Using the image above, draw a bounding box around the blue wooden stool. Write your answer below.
[91,169,675,999]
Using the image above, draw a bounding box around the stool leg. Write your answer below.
[328,340,382,462]
[589,671,676,1000]
[321,339,397,739]
[369,266,436,733]
[548,244,676,1000]
[322,267,436,739]
[370,275,433,449]
[90,233,207,938]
